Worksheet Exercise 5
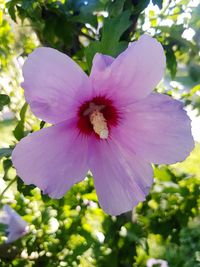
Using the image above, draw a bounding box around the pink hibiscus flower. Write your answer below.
[12,35,194,215]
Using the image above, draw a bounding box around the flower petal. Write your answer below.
[12,120,88,198]
[22,47,91,124]
[3,205,28,243]
[4,205,27,230]
[90,35,165,104]
[6,231,25,244]
[89,53,115,96]
[89,138,153,215]
[90,53,114,79]
[119,94,194,164]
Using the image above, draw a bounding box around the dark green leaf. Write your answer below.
[3,159,12,171]
[6,2,17,22]
[85,41,101,70]
[71,13,97,28]
[133,0,150,14]
[107,0,125,17]
[79,0,105,13]
[0,148,13,160]
[2,159,12,181]
[152,0,163,9]
[17,176,35,196]
[101,10,131,48]
[166,47,177,79]
[13,103,28,141]
[0,94,10,111]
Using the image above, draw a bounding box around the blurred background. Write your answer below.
[0,0,200,266]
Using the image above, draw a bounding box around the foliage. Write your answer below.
[0,0,200,266]
[0,94,10,111]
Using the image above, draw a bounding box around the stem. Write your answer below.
[0,177,17,202]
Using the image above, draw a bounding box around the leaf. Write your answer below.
[0,94,10,111]
[107,0,125,17]
[79,0,105,13]
[101,10,131,49]
[71,13,97,28]
[13,103,28,141]
[55,19,75,46]
[85,10,131,69]
[17,176,35,196]
[152,0,163,9]
[3,159,12,181]
[6,2,17,22]
[132,0,150,14]
[85,41,101,70]
[0,148,13,160]
[166,47,177,79]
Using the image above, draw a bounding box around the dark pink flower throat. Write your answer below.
[77,96,119,138]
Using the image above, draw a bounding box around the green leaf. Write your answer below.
[71,13,97,28]
[3,159,12,181]
[0,94,10,111]
[85,41,101,70]
[152,0,163,9]
[85,10,131,69]
[107,0,125,17]
[6,2,17,22]
[17,176,35,196]
[3,159,12,170]
[13,103,28,141]
[101,10,131,49]
[166,47,177,79]
[133,0,150,15]
[0,148,13,160]
[79,0,106,13]
[0,224,6,232]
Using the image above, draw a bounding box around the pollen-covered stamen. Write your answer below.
[90,110,109,139]
[77,96,119,138]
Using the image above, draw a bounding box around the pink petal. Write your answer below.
[89,53,115,96]
[88,138,153,216]
[119,94,194,164]
[12,120,88,198]
[90,53,114,79]
[90,35,165,105]
[22,47,91,124]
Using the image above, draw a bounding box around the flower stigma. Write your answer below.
[83,102,108,139]
[90,109,109,139]
[77,96,119,139]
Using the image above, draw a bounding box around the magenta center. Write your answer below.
[77,96,119,138]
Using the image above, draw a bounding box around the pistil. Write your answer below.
[90,110,109,139]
